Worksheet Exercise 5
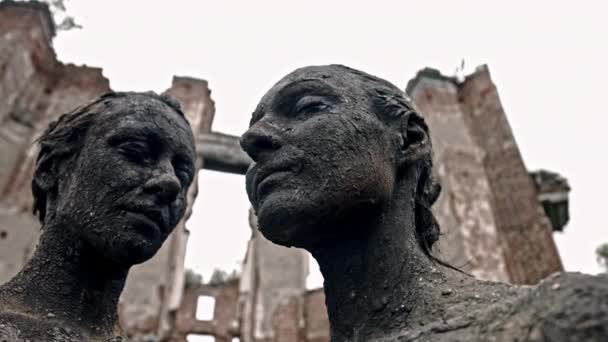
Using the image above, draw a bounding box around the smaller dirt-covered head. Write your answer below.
[32,92,196,266]
[241,65,441,252]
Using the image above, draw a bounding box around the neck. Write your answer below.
[310,178,447,342]
[0,221,128,338]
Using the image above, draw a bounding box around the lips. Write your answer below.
[257,171,292,199]
[119,204,169,235]
[252,162,300,203]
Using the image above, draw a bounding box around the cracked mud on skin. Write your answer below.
[240,65,608,342]
[0,92,196,341]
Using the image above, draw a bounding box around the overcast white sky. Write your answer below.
[53,0,608,293]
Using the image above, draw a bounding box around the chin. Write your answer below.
[255,189,384,249]
[256,197,327,249]
[107,240,163,266]
[257,215,299,246]
[259,221,328,250]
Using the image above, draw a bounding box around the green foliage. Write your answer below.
[208,268,239,285]
[184,268,203,288]
[596,243,608,271]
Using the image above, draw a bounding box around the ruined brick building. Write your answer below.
[0,2,571,342]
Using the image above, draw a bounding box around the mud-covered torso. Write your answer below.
[0,311,125,342]
[386,272,608,342]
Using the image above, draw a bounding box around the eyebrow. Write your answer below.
[107,127,195,161]
[106,126,162,145]
[251,79,340,123]
[276,79,339,102]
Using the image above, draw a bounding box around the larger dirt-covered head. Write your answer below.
[241,65,441,252]
[32,92,196,266]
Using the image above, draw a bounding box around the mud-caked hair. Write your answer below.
[32,91,186,223]
[330,65,442,258]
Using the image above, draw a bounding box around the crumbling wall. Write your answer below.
[171,280,240,342]
[458,67,562,284]
[169,64,568,340]
[0,3,216,339]
[303,289,330,342]
[120,76,216,338]
[406,68,510,282]
[0,1,110,284]
[407,66,563,284]
[247,211,308,342]
[0,3,566,340]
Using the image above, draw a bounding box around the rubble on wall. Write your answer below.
[407,65,564,284]
[0,2,216,340]
[180,67,569,342]
[529,169,570,232]
[0,2,569,341]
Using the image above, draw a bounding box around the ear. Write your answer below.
[33,152,59,199]
[397,112,432,167]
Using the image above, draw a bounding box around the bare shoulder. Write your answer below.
[390,272,607,342]
[525,272,608,340]
[481,272,608,341]
[0,310,84,342]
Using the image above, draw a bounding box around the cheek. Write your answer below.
[245,171,255,201]
[101,153,144,186]
[295,115,396,204]
[171,192,188,220]
[100,150,149,191]
[63,151,144,213]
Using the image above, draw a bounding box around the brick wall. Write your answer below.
[0,3,565,340]
[0,3,216,339]
[456,66,562,284]
[407,66,563,284]
[407,69,510,282]
[0,2,110,285]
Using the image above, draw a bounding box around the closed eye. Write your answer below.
[294,96,330,114]
[176,169,192,186]
[118,140,152,162]
[172,156,195,185]
[175,167,193,186]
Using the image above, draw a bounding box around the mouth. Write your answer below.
[120,206,169,237]
[253,164,299,203]
[257,170,293,200]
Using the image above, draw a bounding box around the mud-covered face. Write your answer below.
[53,96,196,266]
[241,66,399,248]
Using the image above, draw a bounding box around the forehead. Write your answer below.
[268,66,362,98]
[253,66,368,119]
[96,96,187,127]
[90,96,194,148]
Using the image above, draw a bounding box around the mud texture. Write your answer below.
[0,92,196,341]
[240,65,608,342]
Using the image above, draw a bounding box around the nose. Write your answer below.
[143,162,182,204]
[240,122,282,161]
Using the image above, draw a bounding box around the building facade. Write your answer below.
[0,2,569,341]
